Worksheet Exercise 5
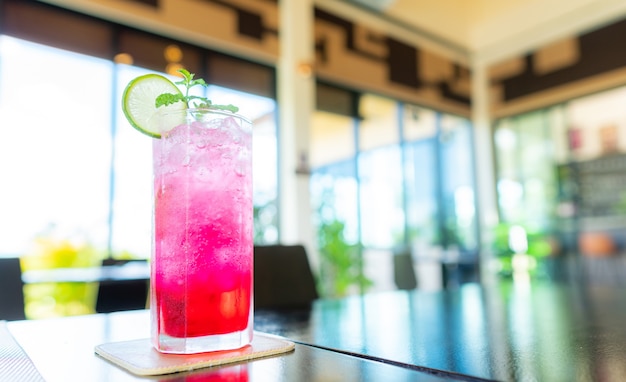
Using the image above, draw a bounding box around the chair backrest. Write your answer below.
[0,258,26,320]
[393,251,418,290]
[254,245,318,310]
[95,259,149,313]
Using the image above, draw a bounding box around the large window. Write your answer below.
[358,95,405,249]
[494,110,558,230]
[439,114,478,253]
[0,30,278,260]
[0,1,278,319]
[493,85,626,280]
[0,36,113,255]
[403,106,439,250]
[311,86,478,294]
[310,110,360,296]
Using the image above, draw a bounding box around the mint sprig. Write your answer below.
[155,69,239,113]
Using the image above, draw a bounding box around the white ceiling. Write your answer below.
[345,0,626,64]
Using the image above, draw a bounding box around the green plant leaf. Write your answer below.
[161,69,238,112]
[155,93,185,108]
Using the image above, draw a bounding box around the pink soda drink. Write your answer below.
[151,108,253,354]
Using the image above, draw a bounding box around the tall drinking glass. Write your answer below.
[150,108,253,354]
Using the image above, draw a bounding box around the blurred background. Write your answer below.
[2,0,626,319]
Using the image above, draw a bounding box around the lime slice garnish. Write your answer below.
[121,74,186,138]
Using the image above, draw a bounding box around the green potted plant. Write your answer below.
[317,217,372,297]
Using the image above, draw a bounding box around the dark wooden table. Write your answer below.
[255,279,626,382]
[6,279,625,381]
[5,310,469,381]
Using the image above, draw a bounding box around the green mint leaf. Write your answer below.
[192,98,212,108]
[157,69,240,114]
[156,93,184,108]
[187,95,208,103]
[211,104,239,113]
[178,68,193,83]
[190,79,207,87]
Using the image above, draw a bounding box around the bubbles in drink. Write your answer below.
[152,110,253,345]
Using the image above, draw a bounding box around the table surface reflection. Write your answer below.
[6,310,468,382]
[8,279,626,381]
[254,279,626,382]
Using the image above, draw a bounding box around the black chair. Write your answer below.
[95,259,149,313]
[393,250,418,290]
[0,257,26,320]
[254,245,318,310]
